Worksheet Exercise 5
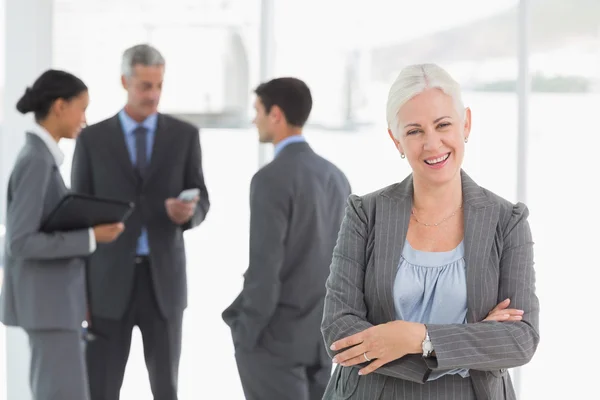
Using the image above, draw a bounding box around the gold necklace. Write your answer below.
[411,205,462,227]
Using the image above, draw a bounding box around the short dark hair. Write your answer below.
[16,69,88,122]
[254,77,312,127]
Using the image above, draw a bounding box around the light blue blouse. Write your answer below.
[393,240,470,380]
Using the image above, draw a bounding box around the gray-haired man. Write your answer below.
[72,44,210,400]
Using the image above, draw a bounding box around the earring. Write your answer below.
[401,153,406,159]
[464,138,469,143]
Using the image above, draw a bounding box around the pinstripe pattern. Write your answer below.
[321,171,539,399]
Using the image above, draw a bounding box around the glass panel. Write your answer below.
[523,2,600,398]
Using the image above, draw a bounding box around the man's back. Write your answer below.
[225,76,347,400]
[251,141,350,364]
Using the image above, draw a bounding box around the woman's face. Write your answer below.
[55,91,89,139]
[389,88,471,187]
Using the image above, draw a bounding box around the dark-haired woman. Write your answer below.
[0,69,124,400]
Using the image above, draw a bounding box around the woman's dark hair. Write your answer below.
[16,69,88,121]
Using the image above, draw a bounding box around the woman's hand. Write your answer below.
[484,298,524,322]
[330,321,426,376]
[93,222,124,243]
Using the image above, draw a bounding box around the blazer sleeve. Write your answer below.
[322,195,429,384]
[424,203,540,371]
[6,156,92,260]
[182,128,210,230]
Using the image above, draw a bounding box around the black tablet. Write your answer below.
[41,193,135,233]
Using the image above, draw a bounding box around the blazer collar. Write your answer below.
[380,170,495,209]
[27,127,64,166]
[274,141,312,159]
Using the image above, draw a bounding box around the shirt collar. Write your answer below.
[118,109,158,134]
[274,135,306,157]
[29,124,65,166]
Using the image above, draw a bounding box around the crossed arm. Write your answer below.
[321,195,540,382]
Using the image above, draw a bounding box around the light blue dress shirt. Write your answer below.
[118,109,158,255]
[393,240,470,381]
[274,135,306,158]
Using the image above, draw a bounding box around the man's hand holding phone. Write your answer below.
[165,188,200,225]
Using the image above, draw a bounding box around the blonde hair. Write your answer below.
[386,63,464,139]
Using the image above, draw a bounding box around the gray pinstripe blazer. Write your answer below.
[321,170,540,399]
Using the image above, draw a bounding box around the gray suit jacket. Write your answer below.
[321,171,540,400]
[223,141,351,366]
[71,113,210,320]
[0,133,91,330]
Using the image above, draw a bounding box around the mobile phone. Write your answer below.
[178,188,200,202]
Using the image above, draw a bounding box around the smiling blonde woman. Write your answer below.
[321,63,540,400]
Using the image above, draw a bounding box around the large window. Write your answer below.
[272,1,598,399]
[522,2,600,398]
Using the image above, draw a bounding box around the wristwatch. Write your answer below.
[422,329,434,358]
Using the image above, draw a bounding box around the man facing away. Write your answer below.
[71,43,210,400]
[222,77,351,400]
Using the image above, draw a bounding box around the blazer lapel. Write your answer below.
[374,175,413,322]
[461,170,499,323]
[143,114,174,185]
[27,134,68,191]
[374,171,499,324]
[108,114,137,185]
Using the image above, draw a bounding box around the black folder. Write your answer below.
[41,193,135,233]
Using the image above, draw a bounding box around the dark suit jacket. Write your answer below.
[71,113,210,320]
[223,141,351,366]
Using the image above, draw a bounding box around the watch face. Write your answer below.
[424,341,433,351]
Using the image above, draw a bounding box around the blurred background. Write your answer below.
[1,0,599,398]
